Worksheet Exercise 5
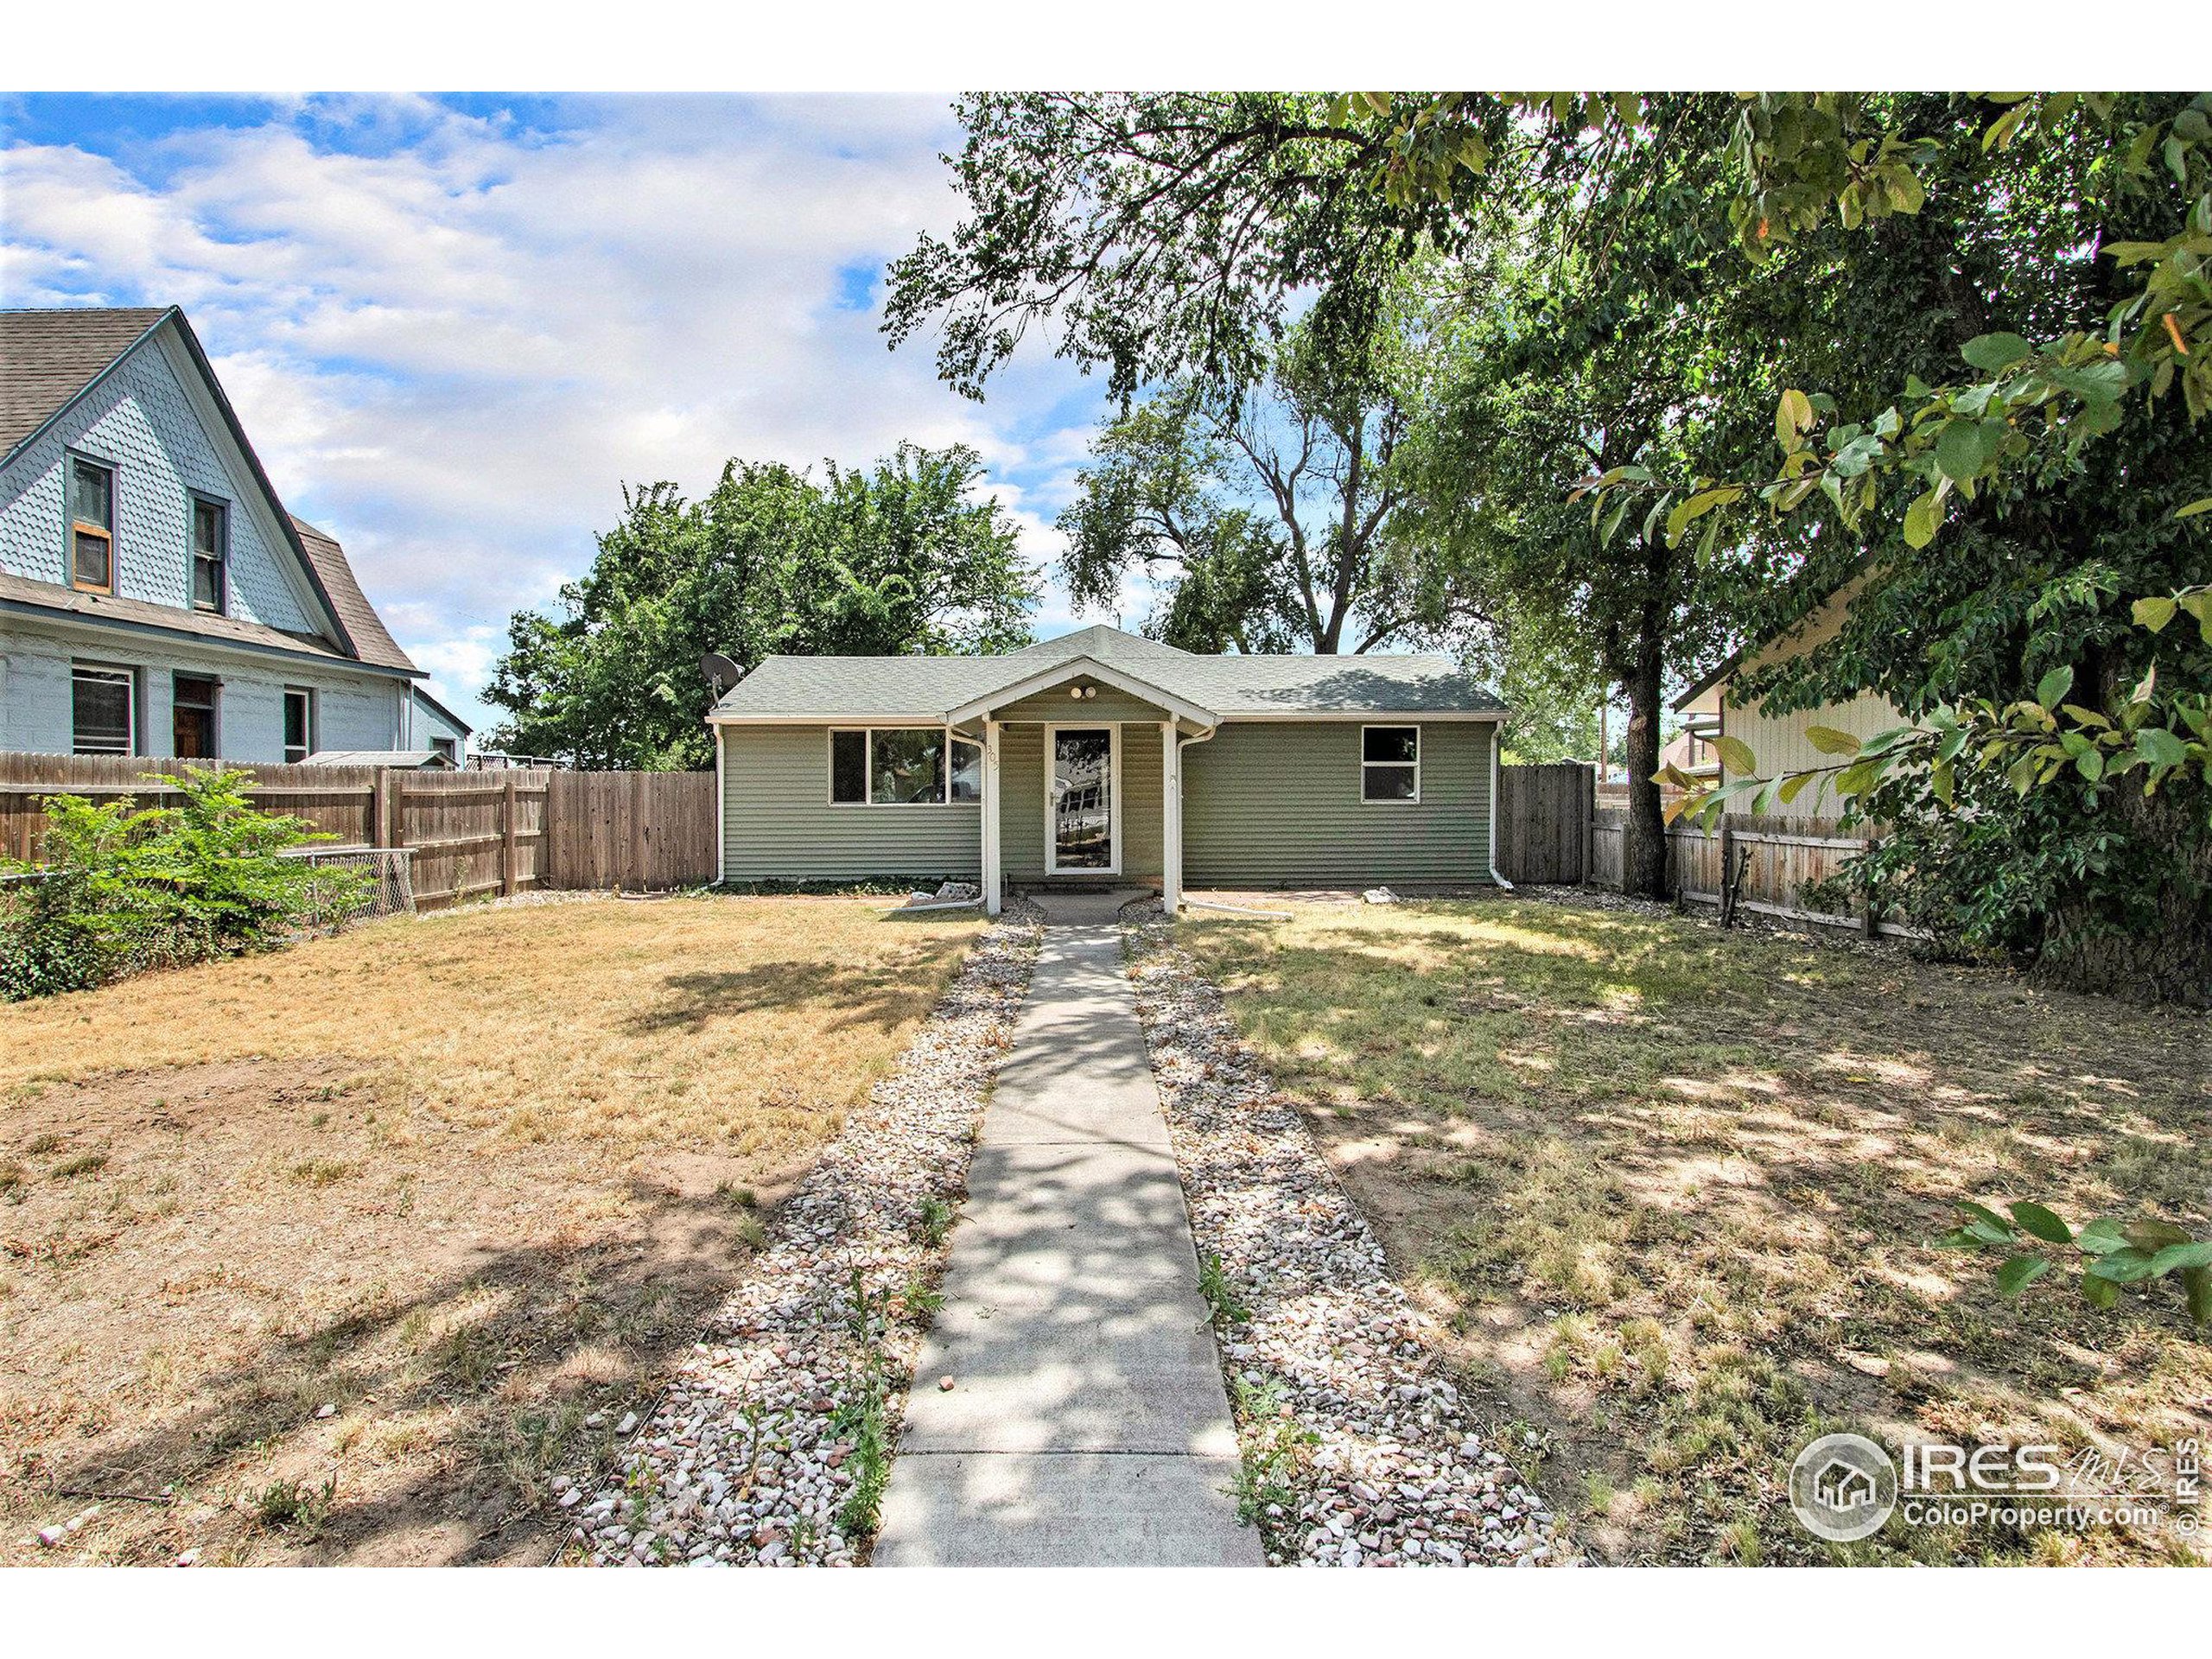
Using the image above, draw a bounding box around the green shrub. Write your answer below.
[0,870,111,1000]
[0,766,367,1001]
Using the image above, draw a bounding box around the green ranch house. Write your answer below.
[707,623,1510,913]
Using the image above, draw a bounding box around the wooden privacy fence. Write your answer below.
[1588,801,1905,936]
[0,753,716,910]
[1496,762,1596,885]
[545,770,717,892]
[1506,761,1910,938]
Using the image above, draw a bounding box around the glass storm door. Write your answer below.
[1050,727,1115,873]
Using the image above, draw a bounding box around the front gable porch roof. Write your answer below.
[941,655,1218,728]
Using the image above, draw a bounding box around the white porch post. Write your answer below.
[982,718,1001,916]
[1160,720,1181,916]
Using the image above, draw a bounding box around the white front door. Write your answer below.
[1046,723,1119,874]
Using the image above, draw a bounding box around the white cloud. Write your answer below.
[1,94,1110,734]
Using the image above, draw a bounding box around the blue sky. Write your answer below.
[0,92,1132,738]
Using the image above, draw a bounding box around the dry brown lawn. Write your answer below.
[1173,893,2210,1567]
[0,893,982,1565]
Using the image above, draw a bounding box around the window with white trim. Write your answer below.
[1361,724,1421,802]
[829,729,985,804]
[72,663,136,755]
[283,688,315,764]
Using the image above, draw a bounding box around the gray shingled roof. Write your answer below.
[0,307,419,677]
[710,623,1506,721]
[0,308,171,458]
[291,517,416,672]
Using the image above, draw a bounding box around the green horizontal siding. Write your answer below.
[995,720,1166,882]
[721,726,980,880]
[994,684,1172,723]
[721,717,1491,888]
[1183,721,1494,887]
[1122,721,1163,878]
[998,723,1046,881]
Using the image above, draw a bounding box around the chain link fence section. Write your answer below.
[283,845,415,925]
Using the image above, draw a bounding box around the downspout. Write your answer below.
[1171,724,1298,918]
[1487,715,1515,891]
[714,720,727,888]
[1167,721,1217,916]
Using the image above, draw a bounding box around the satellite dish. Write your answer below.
[701,653,744,696]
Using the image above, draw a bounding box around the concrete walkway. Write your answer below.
[873,896,1262,1567]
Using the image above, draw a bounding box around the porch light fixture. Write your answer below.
[1067,683,1096,698]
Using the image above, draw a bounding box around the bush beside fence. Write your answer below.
[0,753,716,909]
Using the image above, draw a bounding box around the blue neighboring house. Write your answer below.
[0,306,467,765]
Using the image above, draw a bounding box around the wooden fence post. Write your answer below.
[500,772,518,897]
[1580,762,1595,886]
[1718,818,1737,928]
[370,769,389,849]
[385,770,404,855]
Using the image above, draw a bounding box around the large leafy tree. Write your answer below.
[485,444,1036,769]
[889,90,2211,990]
[884,92,1474,404]
[1058,319,1481,653]
[1399,105,1815,895]
[1567,94,2212,1001]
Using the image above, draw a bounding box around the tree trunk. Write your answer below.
[1622,627,1669,899]
[2032,772,2212,1007]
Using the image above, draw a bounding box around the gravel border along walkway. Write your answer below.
[1124,912,1564,1567]
[563,906,1041,1567]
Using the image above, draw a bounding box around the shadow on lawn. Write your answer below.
[20,1178,755,1567]
[622,958,943,1039]
[1174,899,2212,1563]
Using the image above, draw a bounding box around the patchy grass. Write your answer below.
[0,893,981,1566]
[1175,894,2209,1567]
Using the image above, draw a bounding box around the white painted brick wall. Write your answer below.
[1,620,404,760]
[0,332,314,632]
[409,689,471,752]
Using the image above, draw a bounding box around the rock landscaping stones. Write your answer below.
[1124,917,1564,1568]
[564,906,1040,1568]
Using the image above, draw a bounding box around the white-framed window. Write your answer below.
[190,493,228,613]
[72,662,136,754]
[828,728,984,805]
[69,454,116,594]
[283,687,315,764]
[1361,724,1421,803]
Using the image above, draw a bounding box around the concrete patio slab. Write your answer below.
[872,920,1262,1567]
